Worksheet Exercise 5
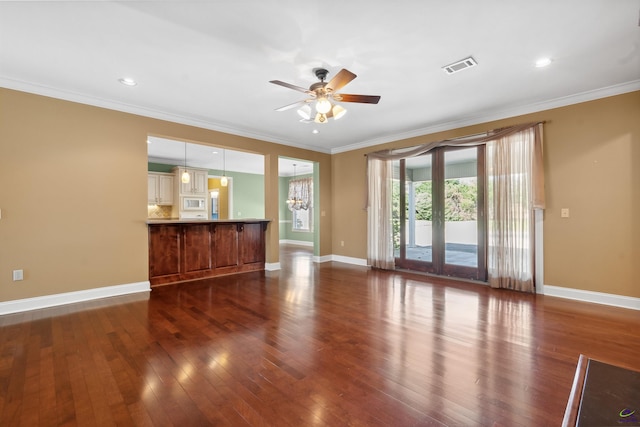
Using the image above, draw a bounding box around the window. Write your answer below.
[292,208,312,232]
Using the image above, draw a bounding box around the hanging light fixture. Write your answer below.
[286,164,310,211]
[220,148,228,187]
[181,142,190,184]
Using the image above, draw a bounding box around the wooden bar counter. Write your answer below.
[147,219,270,286]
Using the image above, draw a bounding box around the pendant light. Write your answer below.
[181,142,190,183]
[220,148,228,187]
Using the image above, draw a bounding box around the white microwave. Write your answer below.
[182,197,206,210]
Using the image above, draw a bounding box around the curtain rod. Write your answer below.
[364,121,546,157]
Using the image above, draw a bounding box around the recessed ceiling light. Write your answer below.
[119,77,137,86]
[312,129,319,134]
[535,58,552,68]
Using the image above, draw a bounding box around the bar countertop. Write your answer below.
[146,218,271,225]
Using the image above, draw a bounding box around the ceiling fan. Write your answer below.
[269,68,381,124]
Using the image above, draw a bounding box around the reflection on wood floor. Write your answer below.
[1,243,639,426]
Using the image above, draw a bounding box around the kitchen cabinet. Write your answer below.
[148,219,270,286]
[173,167,208,196]
[172,166,209,219]
[147,172,174,205]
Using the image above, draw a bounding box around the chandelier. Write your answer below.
[286,164,310,211]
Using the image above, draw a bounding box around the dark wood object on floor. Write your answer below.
[1,244,639,426]
[563,355,640,427]
[148,220,269,286]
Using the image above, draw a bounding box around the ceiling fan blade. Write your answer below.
[334,93,381,104]
[269,80,312,94]
[275,99,312,112]
[325,69,356,92]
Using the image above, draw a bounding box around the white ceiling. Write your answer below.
[1,1,639,158]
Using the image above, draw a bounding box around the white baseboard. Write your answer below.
[543,285,640,311]
[0,281,151,315]
[265,262,281,271]
[329,255,369,266]
[279,239,314,247]
[319,256,640,311]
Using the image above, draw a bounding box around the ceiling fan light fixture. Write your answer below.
[332,104,347,120]
[314,113,328,124]
[297,104,312,120]
[315,97,332,114]
[270,68,380,123]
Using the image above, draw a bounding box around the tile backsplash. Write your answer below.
[147,205,173,219]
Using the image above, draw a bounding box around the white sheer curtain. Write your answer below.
[367,158,395,269]
[486,124,544,292]
[366,122,544,292]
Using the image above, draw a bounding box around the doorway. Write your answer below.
[393,146,486,281]
[278,157,318,258]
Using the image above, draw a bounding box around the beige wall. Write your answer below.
[0,88,331,302]
[1,88,638,303]
[331,91,640,299]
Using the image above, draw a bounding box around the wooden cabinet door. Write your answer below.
[148,174,159,204]
[213,223,238,269]
[183,224,211,273]
[149,224,181,278]
[157,174,174,205]
[240,223,265,265]
[192,169,208,195]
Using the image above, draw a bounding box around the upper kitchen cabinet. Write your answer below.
[173,167,208,196]
[148,172,174,205]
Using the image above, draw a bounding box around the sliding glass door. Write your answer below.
[393,146,486,281]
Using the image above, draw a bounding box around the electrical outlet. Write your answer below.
[561,208,570,218]
[341,240,345,247]
[13,270,24,281]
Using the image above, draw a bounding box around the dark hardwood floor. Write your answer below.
[1,244,639,426]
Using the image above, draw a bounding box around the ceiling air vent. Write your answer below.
[443,56,478,74]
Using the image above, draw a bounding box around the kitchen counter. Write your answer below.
[148,219,270,286]
[147,218,271,224]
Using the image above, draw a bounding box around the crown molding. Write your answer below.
[331,80,640,154]
[0,77,332,154]
[3,77,637,157]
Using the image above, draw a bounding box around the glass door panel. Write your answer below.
[444,148,478,267]
[406,154,433,263]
